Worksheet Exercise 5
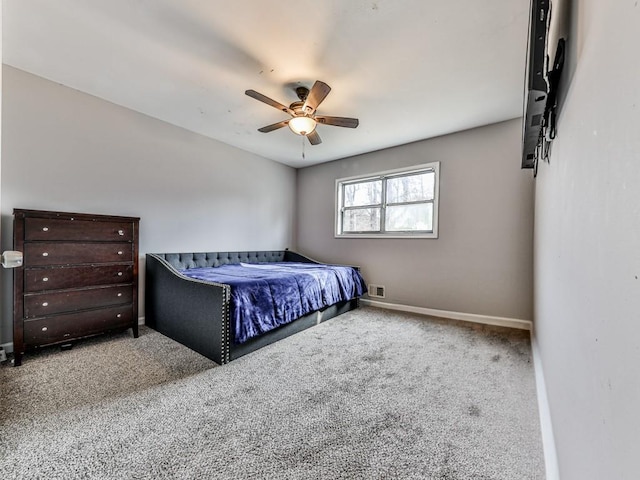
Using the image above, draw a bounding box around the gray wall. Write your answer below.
[0,66,296,344]
[534,0,640,478]
[297,118,534,321]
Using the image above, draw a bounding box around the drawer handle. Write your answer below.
[117,251,123,255]
[42,277,49,282]
[42,302,49,307]
[42,252,49,257]
[117,293,123,297]
[42,326,48,332]
[42,227,49,232]
[116,313,122,318]
[118,230,125,236]
[117,272,123,277]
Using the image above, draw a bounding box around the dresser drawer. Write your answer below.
[24,285,133,318]
[25,264,134,292]
[23,305,134,346]
[25,218,134,241]
[24,242,132,266]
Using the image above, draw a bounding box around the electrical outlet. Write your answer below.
[0,347,6,363]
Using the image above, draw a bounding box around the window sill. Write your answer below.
[335,233,438,239]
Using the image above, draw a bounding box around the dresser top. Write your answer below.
[14,209,140,223]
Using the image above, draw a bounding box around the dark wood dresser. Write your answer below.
[13,209,140,366]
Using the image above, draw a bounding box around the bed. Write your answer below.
[145,250,366,364]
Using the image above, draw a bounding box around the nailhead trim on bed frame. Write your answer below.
[222,285,230,364]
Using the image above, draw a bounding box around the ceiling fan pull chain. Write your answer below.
[302,136,306,160]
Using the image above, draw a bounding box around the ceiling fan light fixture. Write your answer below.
[288,116,317,136]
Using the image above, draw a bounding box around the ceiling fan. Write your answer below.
[245,80,359,145]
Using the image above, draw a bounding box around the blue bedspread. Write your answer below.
[180,262,367,344]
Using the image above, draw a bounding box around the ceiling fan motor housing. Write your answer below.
[289,101,305,115]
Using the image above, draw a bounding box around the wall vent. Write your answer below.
[368,284,385,298]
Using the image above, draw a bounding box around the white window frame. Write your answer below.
[335,162,440,239]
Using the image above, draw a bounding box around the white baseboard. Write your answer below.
[360,299,532,330]
[0,318,146,355]
[1,341,13,354]
[531,331,560,480]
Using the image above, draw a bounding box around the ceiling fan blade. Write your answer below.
[302,81,331,114]
[245,90,294,116]
[307,130,322,145]
[315,116,359,128]
[257,120,289,133]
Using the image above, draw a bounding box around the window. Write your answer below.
[335,163,439,238]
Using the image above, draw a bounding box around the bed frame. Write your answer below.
[145,250,360,364]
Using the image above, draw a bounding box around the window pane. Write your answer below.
[385,203,433,232]
[343,208,381,232]
[386,171,434,204]
[343,180,382,207]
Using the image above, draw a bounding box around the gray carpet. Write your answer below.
[0,307,545,479]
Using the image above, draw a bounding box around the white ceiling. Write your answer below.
[3,0,529,168]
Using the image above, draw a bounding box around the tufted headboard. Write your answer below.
[154,250,315,271]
